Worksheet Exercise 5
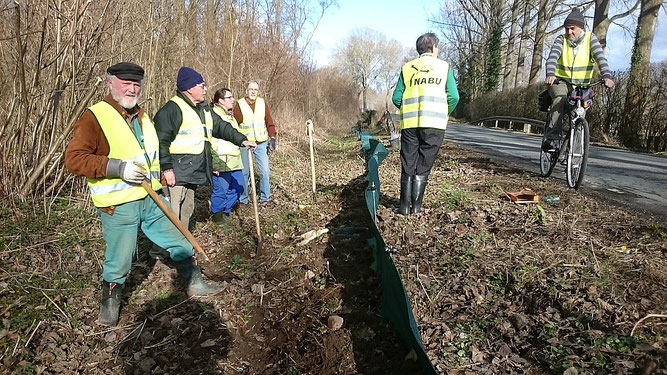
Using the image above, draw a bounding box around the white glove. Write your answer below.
[119,161,148,184]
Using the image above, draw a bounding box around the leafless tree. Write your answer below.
[621,0,664,149]
[333,28,401,111]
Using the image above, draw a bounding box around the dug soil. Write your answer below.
[1,131,665,374]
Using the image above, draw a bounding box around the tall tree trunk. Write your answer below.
[592,0,611,48]
[528,0,551,84]
[514,1,532,87]
[593,0,640,50]
[502,0,522,90]
[621,0,661,149]
[273,0,281,44]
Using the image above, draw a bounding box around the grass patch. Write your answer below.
[439,247,475,273]
[431,182,471,209]
[227,254,255,275]
[275,209,306,233]
[513,263,540,284]
[486,274,508,298]
[447,319,494,364]
[467,231,492,244]
[0,271,91,342]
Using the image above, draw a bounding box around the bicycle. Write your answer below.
[539,78,603,189]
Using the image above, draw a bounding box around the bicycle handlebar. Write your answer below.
[555,77,605,89]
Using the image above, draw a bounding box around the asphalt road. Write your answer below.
[444,122,667,219]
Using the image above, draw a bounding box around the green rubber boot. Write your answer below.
[98,281,123,326]
[174,257,223,297]
[212,211,232,231]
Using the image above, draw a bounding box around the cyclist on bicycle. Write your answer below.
[542,9,614,152]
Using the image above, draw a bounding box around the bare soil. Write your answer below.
[377,141,667,374]
[0,134,665,374]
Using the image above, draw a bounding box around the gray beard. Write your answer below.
[111,91,140,109]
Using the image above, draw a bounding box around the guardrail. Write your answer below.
[475,116,545,134]
[392,113,545,135]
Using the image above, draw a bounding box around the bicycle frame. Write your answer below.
[554,78,602,157]
[561,78,602,126]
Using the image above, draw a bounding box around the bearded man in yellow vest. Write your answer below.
[543,9,614,152]
[152,67,256,260]
[392,33,459,215]
[65,63,223,327]
[232,80,277,205]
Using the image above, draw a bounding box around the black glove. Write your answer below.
[268,137,276,152]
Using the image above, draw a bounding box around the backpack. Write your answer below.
[538,89,552,112]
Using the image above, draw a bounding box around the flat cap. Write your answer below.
[107,62,144,81]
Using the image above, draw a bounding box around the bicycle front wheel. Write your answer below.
[539,133,558,178]
[566,118,589,189]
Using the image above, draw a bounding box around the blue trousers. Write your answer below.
[240,141,271,203]
[98,195,194,284]
[211,170,244,214]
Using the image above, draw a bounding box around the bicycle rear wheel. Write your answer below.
[539,134,558,177]
[566,118,589,189]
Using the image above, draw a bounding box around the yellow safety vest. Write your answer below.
[87,101,162,207]
[211,106,243,171]
[238,97,269,142]
[400,54,449,130]
[168,95,213,154]
[555,32,594,85]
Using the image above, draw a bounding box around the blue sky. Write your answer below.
[310,0,666,73]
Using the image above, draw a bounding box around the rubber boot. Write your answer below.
[98,281,123,326]
[174,257,223,297]
[212,211,224,223]
[411,174,428,214]
[149,245,171,261]
[212,211,232,231]
[398,174,412,215]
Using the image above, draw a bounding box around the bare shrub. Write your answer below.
[0,0,356,202]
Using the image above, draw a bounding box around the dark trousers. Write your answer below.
[400,127,446,177]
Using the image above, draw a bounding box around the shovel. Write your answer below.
[141,180,210,261]
[247,150,263,253]
[306,119,317,202]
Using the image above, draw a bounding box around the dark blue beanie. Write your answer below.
[177,66,204,91]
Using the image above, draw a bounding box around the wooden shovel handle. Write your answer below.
[141,180,210,261]
[307,121,316,201]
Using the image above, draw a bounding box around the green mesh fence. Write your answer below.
[355,130,438,374]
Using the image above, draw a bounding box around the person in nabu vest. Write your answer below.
[210,88,245,229]
[65,62,223,327]
[392,32,459,215]
[152,67,256,260]
[232,80,277,205]
[543,9,614,152]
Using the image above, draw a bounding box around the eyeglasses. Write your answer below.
[222,96,233,100]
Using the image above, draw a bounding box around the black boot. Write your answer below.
[398,174,412,215]
[174,257,223,297]
[98,281,123,326]
[150,245,171,261]
[411,174,428,214]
